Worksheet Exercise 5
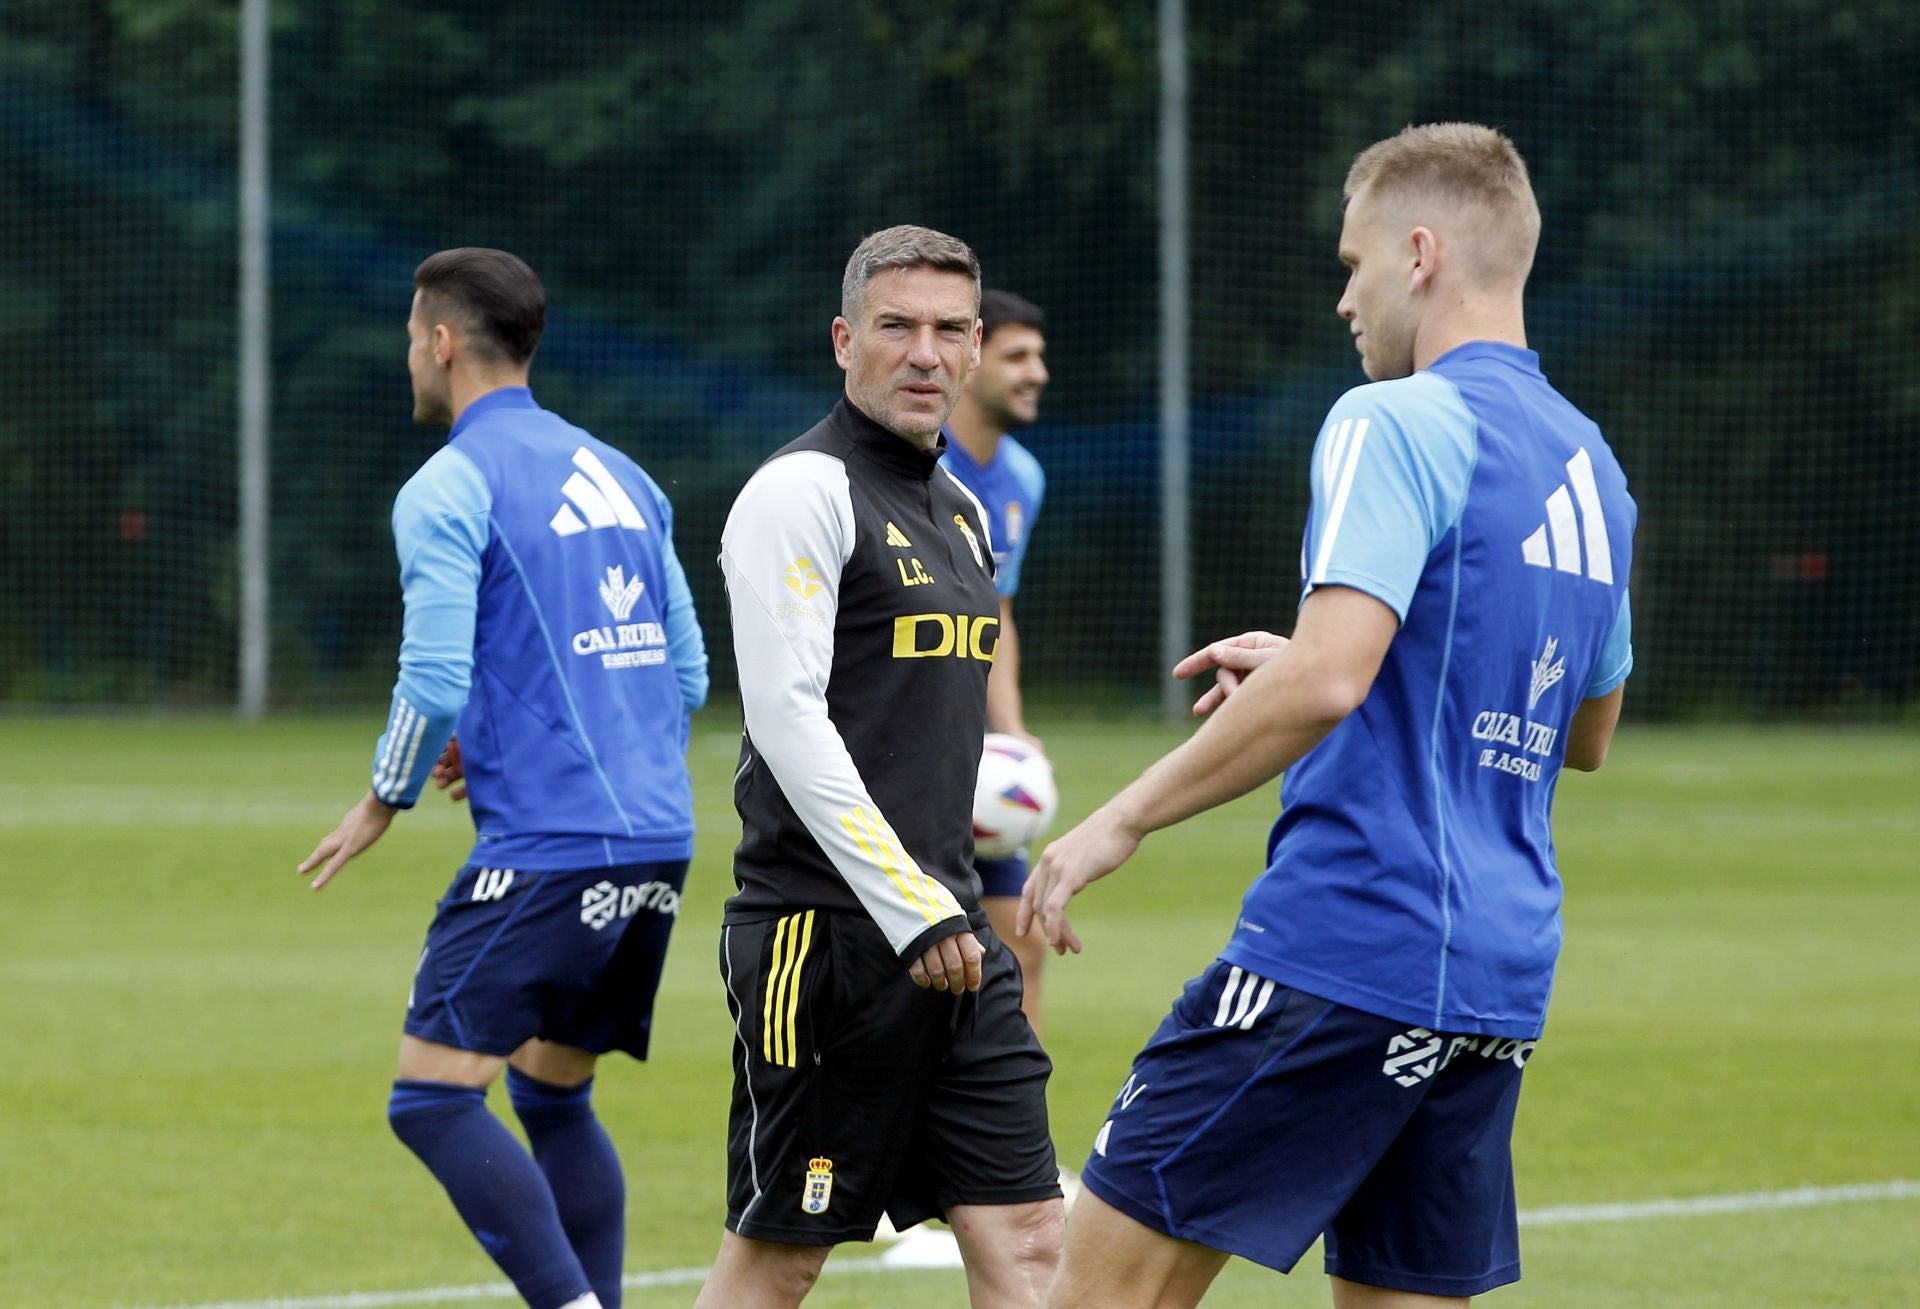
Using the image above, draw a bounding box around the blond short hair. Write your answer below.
[840,225,982,321]
[1344,123,1541,282]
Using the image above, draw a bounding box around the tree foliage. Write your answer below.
[2,0,1914,712]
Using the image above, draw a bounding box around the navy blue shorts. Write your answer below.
[974,852,1029,899]
[404,859,690,1060]
[1079,960,1534,1297]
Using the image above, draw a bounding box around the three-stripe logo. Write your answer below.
[763,911,816,1068]
[550,446,651,537]
[372,695,428,804]
[1523,448,1613,582]
[1213,965,1276,1031]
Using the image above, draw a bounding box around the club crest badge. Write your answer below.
[802,1157,834,1214]
[952,514,985,568]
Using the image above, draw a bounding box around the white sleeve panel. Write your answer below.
[720,451,967,954]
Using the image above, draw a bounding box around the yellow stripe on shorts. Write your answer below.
[761,911,815,1068]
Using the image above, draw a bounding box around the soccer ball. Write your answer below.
[972,734,1058,860]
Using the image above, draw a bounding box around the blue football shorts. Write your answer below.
[404,859,690,1060]
[1079,959,1535,1297]
[974,851,1030,899]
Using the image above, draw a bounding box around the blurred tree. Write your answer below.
[1,0,1914,710]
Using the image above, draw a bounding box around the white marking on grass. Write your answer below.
[1518,1177,1920,1227]
[0,785,470,829]
[0,785,341,827]
[130,1179,1920,1309]
[128,1257,895,1309]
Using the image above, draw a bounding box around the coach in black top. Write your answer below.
[696,226,1062,1308]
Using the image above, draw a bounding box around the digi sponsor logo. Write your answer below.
[1382,1027,1444,1086]
[1383,1026,1537,1087]
[802,1157,835,1214]
[892,612,997,661]
[580,879,683,930]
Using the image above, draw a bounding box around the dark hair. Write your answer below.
[979,289,1045,344]
[413,247,546,366]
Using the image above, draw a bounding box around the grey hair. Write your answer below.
[839,225,982,320]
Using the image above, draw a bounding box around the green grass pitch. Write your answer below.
[1,715,1916,1306]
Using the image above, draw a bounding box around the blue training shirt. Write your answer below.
[939,432,1046,597]
[369,387,708,869]
[1223,342,1634,1040]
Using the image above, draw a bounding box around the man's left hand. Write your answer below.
[298,790,399,891]
[430,735,467,802]
[1017,806,1141,955]
[908,929,984,992]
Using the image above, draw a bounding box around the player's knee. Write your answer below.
[999,1199,1065,1275]
[386,1080,485,1145]
[761,1247,826,1300]
[505,1064,595,1127]
[1024,1204,1065,1270]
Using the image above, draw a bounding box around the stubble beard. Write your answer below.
[861,376,952,445]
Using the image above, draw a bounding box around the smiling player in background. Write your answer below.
[940,288,1053,1037]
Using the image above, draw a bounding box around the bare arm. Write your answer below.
[1564,685,1624,772]
[985,596,1035,743]
[1019,585,1399,951]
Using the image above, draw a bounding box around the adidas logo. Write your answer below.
[1521,448,1613,582]
[885,522,912,548]
[550,447,651,537]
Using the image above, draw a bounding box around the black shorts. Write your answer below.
[718,909,1059,1244]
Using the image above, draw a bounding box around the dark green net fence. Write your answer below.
[3,1,1916,717]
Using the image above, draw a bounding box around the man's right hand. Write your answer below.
[908,928,984,993]
[1173,630,1291,716]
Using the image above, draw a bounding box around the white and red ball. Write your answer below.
[972,733,1059,860]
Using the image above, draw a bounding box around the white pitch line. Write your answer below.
[129,1178,1920,1309]
[127,1258,892,1309]
[1517,1177,1920,1227]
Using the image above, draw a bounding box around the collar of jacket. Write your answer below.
[833,396,947,481]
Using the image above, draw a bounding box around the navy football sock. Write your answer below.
[508,1068,626,1309]
[388,1080,592,1309]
